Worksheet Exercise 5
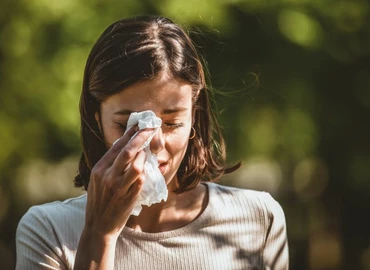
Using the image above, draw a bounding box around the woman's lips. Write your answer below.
[158,163,167,174]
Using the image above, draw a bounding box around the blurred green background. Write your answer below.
[1,0,370,269]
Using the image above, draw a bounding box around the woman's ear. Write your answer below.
[95,111,102,132]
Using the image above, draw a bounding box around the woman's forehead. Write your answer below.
[101,75,193,115]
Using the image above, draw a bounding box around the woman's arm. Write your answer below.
[73,229,117,270]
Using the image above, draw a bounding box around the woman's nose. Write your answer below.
[150,127,165,154]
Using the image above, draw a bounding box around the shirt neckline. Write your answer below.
[120,182,215,241]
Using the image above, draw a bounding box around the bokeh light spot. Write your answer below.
[293,157,329,199]
[278,9,323,49]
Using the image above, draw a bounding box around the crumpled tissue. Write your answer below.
[116,110,168,216]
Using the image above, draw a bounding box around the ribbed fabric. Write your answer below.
[16,183,289,269]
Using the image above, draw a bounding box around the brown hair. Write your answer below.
[74,15,239,193]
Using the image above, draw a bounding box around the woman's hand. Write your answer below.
[74,127,155,270]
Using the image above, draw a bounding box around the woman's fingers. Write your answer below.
[95,126,138,168]
[115,149,147,194]
[112,128,155,171]
[90,127,153,194]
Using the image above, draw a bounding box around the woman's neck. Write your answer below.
[126,183,207,233]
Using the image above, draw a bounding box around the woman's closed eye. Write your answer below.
[163,122,184,130]
[115,122,183,132]
[115,122,127,131]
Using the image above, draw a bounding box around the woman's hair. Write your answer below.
[74,15,238,193]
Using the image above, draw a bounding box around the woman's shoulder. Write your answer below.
[15,195,87,269]
[204,182,289,268]
[20,194,87,223]
[206,182,285,222]
[16,194,87,245]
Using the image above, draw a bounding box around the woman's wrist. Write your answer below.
[80,226,120,247]
[74,228,118,270]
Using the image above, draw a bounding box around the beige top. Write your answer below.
[16,182,289,269]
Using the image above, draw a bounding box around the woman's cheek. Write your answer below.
[168,129,190,147]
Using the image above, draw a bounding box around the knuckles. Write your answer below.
[130,162,144,175]
[120,147,136,160]
[110,141,124,155]
[90,166,113,185]
[90,165,105,182]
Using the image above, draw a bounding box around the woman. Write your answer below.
[16,15,289,269]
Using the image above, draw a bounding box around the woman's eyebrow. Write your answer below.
[162,107,188,115]
[113,109,132,115]
[113,107,188,115]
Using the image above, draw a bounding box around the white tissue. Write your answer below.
[123,110,168,216]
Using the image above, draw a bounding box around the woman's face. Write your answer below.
[97,73,193,190]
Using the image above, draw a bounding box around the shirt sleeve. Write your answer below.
[260,192,289,270]
[15,206,68,270]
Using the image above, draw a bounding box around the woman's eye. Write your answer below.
[117,123,127,131]
[164,122,184,129]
